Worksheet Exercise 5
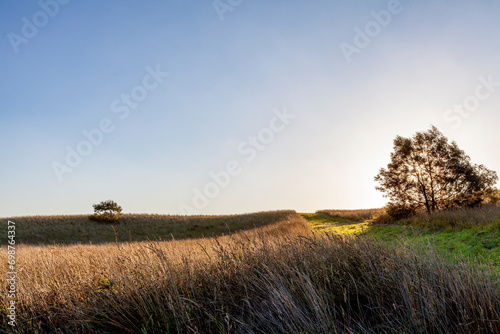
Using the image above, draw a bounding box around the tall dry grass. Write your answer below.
[316,208,385,222]
[1,212,499,333]
[374,204,500,230]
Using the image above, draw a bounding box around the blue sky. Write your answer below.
[1,0,500,217]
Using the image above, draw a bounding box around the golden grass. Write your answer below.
[316,208,385,222]
[0,212,311,332]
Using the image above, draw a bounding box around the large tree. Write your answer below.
[375,126,498,215]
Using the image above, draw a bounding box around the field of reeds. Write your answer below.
[0,211,297,245]
[2,210,500,333]
[316,208,385,222]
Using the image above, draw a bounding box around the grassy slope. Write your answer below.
[367,205,500,267]
[1,212,316,333]
[0,211,298,245]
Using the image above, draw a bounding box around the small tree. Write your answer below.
[89,200,123,223]
[375,126,498,217]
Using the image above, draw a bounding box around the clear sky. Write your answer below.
[1,0,499,217]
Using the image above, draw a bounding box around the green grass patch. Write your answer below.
[364,225,500,266]
[301,213,369,235]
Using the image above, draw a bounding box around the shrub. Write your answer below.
[372,211,395,224]
[482,189,500,205]
[385,203,417,220]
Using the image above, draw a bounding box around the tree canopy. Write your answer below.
[89,200,123,223]
[375,126,498,216]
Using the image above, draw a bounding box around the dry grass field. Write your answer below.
[316,208,385,222]
[2,210,500,333]
[0,211,298,245]
[382,204,500,229]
